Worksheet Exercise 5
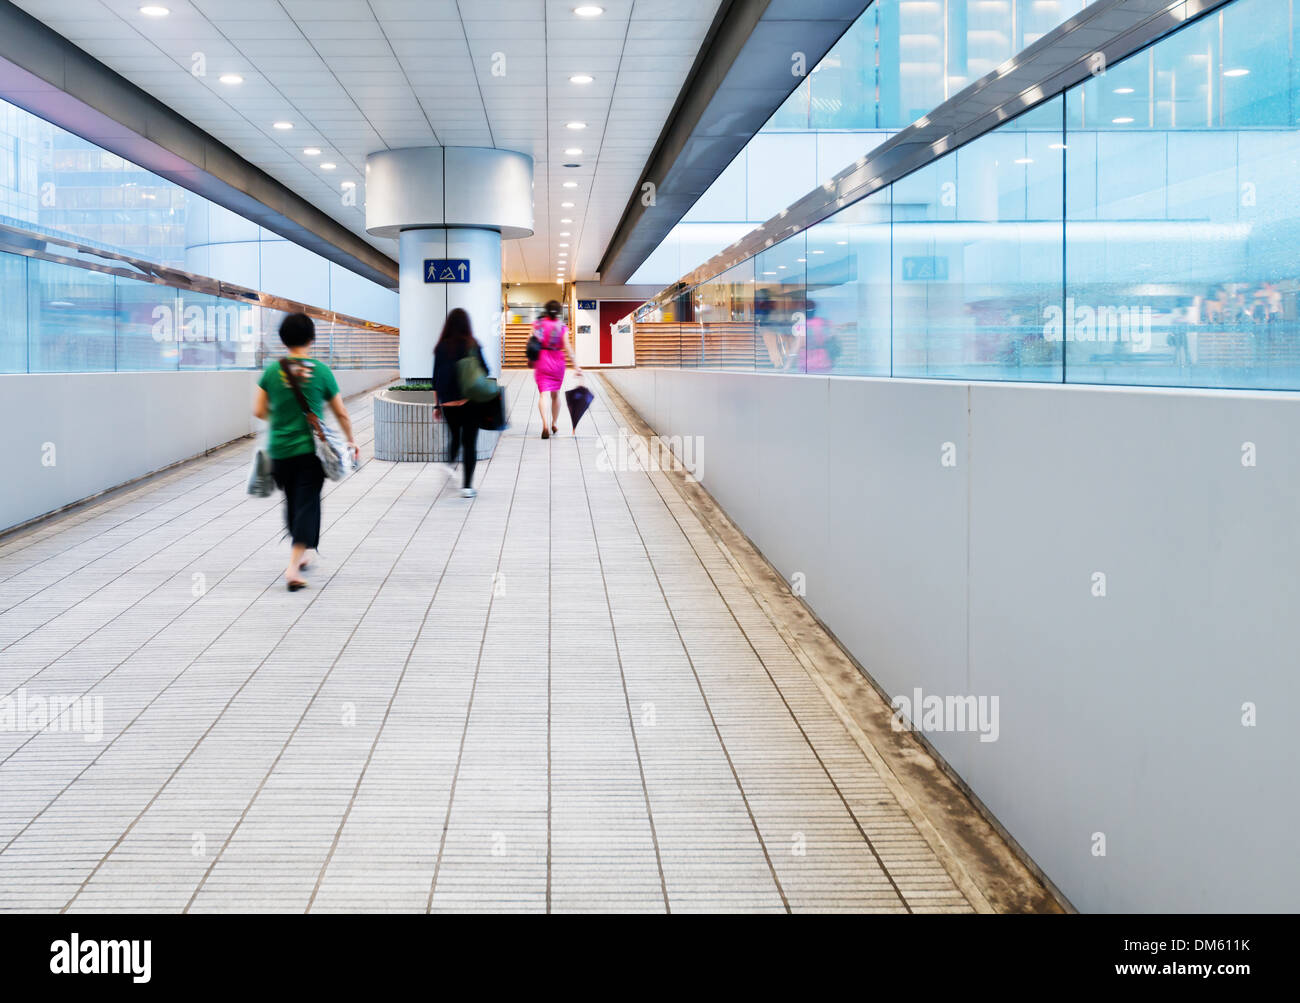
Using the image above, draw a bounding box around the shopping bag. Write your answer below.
[476,390,509,431]
[247,430,274,497]
[457,353,499,402]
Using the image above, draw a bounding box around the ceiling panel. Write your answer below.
[10,0,722,284]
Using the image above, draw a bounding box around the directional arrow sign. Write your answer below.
[423,259,471,283]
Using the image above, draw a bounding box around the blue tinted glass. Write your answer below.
[27,258,115,373]
[808,189,892,376]
[1064,0,1300,390]
[0,253,26,372]
[115,279,178,371]
[754,235,808,372]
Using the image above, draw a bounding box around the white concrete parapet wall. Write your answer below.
[604,366,1300,913]
[2,368,397,535]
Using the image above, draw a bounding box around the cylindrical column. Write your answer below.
[366,147,533,380]
[398,228,503,376]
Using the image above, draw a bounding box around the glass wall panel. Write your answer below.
[115,277,178,371]
[1064,0,1300,389]
[0,253,25,373]
[640,0,1300,394]
[27,258,115,372]
[808,189,892,376]
[889,96,1065,381]
[754,235,807,372]
[175,291,220,370]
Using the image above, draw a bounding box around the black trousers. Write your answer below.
[442,403,479,488]
[271,452,325,548]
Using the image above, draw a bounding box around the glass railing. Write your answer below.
[0,230,398,374]
[632,0,1300,392]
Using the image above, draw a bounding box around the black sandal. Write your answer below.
[286,579,308,592]
[541,428,550,439]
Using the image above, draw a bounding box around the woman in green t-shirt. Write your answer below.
[253,313,358,591]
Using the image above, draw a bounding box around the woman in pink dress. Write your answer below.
[532,299,582,439]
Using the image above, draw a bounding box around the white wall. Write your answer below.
[2,368,396,533]
[605,367,1300,913]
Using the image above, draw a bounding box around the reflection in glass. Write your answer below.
[0,254,26,373]
[27,259,115,373]
[754,236,807,373]
[1064,0,1300,389]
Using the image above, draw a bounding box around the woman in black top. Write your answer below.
[432,308,489,498]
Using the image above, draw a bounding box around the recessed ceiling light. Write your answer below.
[1015,157,1034,164]
[559,243,569,247]
[574,5,604,16]
[1049,143,1068,150]
[304,148,321,156]
[570,74,593,85]
[139,5,169,15]
[565,121,586,130]
[1112,117,1134,124]
[559,232,571,236]
[1224,68,1250,77]
[796,258,806,263]
[273,121,293,130]
[562,181,578,188]
[564,148,582,156]
[219,74,243,85]
[811,250,824,255]
[561,202,575,208]
[1114,87,1135,95]
[341,181,356,189]
[835,240,847,245]
[560,218,573,223]
[320,162,337,170]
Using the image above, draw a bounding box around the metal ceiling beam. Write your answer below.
[596,0,872,286]
[0,0,399,289]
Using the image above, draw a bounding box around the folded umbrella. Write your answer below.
[565,381,595,432]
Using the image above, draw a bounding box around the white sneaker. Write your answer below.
[461,487,477,498]
[443,464,458,481]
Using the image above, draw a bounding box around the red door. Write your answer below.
[598,301,637,366]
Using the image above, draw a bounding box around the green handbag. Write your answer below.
[456,353,499,403]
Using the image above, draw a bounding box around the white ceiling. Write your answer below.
[11,0,721,284]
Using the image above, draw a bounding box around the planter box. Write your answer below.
[373,388,498,461]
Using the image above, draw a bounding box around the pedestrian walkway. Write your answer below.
[0,372,1048,913]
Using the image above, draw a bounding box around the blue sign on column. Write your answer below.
[423,259,471,283]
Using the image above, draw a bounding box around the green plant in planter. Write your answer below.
[389,382,433,392]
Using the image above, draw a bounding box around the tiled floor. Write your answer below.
[0,372,975,913]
